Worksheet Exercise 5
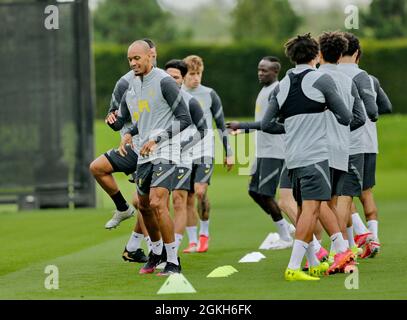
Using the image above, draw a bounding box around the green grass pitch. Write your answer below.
[0,115,406,299]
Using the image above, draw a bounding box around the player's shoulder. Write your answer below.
[368,73,379,83]
[115,70,134,89]
[263,81,279,96]
[121,70,134,82]
[346,67,368,81]
[199,84,215,94]
[155,67,173,80]
[180,89,193,100]
[331,69,353,85]
[355,68,369,78]
[303,68,330,85]
[368,73,380,91]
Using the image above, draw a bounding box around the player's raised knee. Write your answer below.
[89,159,101,176]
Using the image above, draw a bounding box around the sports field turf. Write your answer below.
[0,115,406,300]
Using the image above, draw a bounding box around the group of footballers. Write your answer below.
[90,38,233,276]
[90,31,392,281]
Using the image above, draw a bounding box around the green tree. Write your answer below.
[92,0,181,44]
[231,0,301,42]
[361,0,407,39]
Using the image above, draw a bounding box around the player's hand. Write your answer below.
[230,129,242,135]
[224,156,234,172]
[118,133,133,157]
[226,121,242,135]
[140,140,157,158]
[105,110,118,125]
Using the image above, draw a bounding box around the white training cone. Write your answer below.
[259,232,280,250]
[239,251,266,263]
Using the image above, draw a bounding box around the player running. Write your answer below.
[260,34,352,280]
[164,59,208,252]
[338,32,382,258]
[119,40,192,276]
[181,55,234,253]
[88,39,157,263]
[226,56,294,249]
[316,31,368,273]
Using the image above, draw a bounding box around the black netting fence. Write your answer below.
[0,0,95,209]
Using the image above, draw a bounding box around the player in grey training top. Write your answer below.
[88,39,157,264]
[261,34,353,280]
[226,56,295,249]
[107,38,157,138]
[316,32,367,264]
[181,55,234,254]
[113,59,208,257]
[338,32,383,259]
[163,59,208,253]
[119,40,192,276]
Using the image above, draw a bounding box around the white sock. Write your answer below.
[312,235,322,253]
[126,232,143,252]
[330,232,348,253]
[144,236,152,254]
[352,212,369,234]
[275,218,292,241]
[186,226,198,244]
[199,220,210,237]
[164,242,179,265]
[151,239,163,255]
[175,233,183,251]
[367,220,379,240]
[329,240,335,254]
[288,240,308,270]
[347,227,356,247]
[288,224,296,235]
[306,241,320,267]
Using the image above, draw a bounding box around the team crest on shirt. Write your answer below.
[138,100,150,113]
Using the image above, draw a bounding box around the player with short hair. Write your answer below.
[181,55,234,253]
[120,40,192,276]
[338,32,382,258]
[164,59,208,252]
[351,73,392,257]
[88,39,157,263]
[316,31,368,272]
[226,56,295,248]
[261,34,353,280]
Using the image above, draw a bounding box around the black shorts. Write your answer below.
[104,146,138,176]
[289,160,332,206]
[249,158,284,197]
[135,160,175,195]
[171,166,193,191]
[330,167,346,197]
[363,153,377,190]
[279,162,292,189]
[335,153,364,197]
[190,157,214,187]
